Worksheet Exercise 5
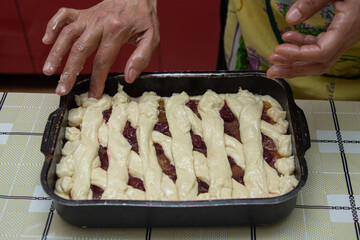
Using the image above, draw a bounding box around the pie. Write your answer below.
[55,85,298,201]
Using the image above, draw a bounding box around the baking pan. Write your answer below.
[40,71,309,227]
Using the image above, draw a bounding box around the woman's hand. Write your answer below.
[42,0,159,98]
[267,0,360,78]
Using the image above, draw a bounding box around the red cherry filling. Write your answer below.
[220,102,241,142]
[91,185,104,200]
[154,100,171,136]
[154,122,170,136]
[154,143,164,155]
[191,134,206,149]
[186,100,201,119]
[261,101,276,125]
[197,178,209,194]
[261,133,281,168]
[191,133,207,157]
[228,156,245,184]
[98,145,109,171]
[220,103,235,122]
[123,121,139,153]
[154,143,177,183]
[128,174,145,191]
[186,99,197,111]
[102,108,112,123]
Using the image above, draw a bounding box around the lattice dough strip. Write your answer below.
[137,92,165,200]
[165,92,198,200]
[101,92,131,200]
[198,90,233,200]
[69,94,111,200]
[234,89,269,198]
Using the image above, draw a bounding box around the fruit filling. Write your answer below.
[154,143,177,183]
[228,156,245,184]
[123,121,139,154]
[197,178,209,194]
[91,185,104,200]
[220,102,241,142]
[261,101,276,125]
[154,100,171,136]
[98,145,109,171]
[128,174,145,191]
[186,100,201,119]
[262,133,281,168]
[102,108,112,123]
[191,133,207,157]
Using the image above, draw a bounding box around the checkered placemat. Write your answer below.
[0,92,359,240]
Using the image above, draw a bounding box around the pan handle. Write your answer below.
[294,104,311,154]
[41,107,63,159]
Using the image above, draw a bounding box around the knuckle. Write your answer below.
[50,47,61,58]
[58,7,68,15]
[301,0,316,9]
[93,11,107,21]
[46,21,54,30]
[62,25,75,35]
[72,41,87,54]
[108,18,123,29]
[94,54,108,68]
[92,11,123,28]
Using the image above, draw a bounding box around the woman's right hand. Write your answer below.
[42,0,160,98]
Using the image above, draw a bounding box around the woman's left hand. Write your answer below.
[267,0,360,78]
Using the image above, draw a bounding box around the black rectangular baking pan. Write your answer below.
[40,71,309,227]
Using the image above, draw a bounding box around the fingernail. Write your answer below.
[287,8,302,23]
[128,68,139,83]
[88,91,95,98]
[43,62,54,74]
[55,82,67,95]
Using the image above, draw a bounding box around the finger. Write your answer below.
[124,29,159,83]
[269,53,294,64]
[286,0,330,25]
[272,29,340,63]
[88,39,125,98]
[42,8,79,45]
[55,29,102,96]
[270,31,323,64]
[282,31,318,46]
[267,61,327,78]
[43,23,85,75]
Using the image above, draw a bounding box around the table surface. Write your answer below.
[0,92,359,240]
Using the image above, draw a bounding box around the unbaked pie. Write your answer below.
[55,85,298,201]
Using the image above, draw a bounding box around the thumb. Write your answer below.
[286,0,331,25]
[124,31,158,83]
